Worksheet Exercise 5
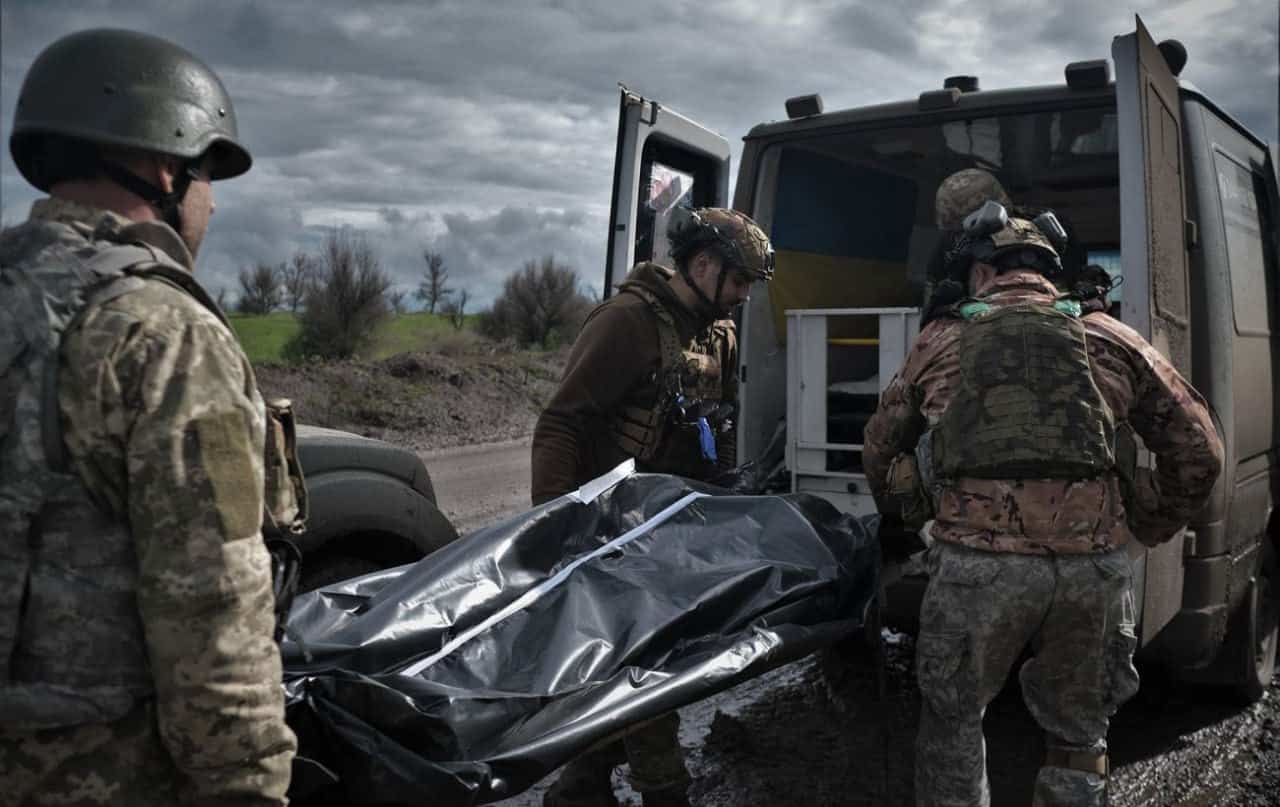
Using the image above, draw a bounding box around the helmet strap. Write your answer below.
[677,254,721,320]
[99,160,192,232]
[713,264,728,309]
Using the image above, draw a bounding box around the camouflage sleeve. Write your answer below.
[531,304,650,504]
[1125,342,1224,544]
[862,371,926,504]
[107,291,295,803]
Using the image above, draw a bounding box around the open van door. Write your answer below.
[1114,15,1192,372]
[604,87,731,297]
[1116,15,1192,648]
[1114,16,1192,646]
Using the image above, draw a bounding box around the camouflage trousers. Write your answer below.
[914,541,1140,807]
[0,701,182,807]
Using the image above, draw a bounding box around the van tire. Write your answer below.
[1236,547,1278,703]
[299,554,385,593]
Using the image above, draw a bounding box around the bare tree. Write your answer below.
[236,262,283,315]
[280,251,316,313]
[479,255,592,348]
[284,229,392,359]
[441,288,469,330]
[214,286,230,311]
[416,250,453,314]
[387,288,407,315]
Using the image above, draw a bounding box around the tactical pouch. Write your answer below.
[263,397,307,536]
[884,452,935,529]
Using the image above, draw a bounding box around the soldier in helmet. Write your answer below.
[922,167,1012,321]
[531,207,774,807]
[0,29,296,804]
[863,172,1223,806]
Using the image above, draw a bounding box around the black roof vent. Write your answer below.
[785,94,824,119]
[943,75,980,93]
[1065,60,1110,90]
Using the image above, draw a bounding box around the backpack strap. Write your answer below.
[42,243,225,472]
[83,242,228,326]
[621,283,683,383]
[612,284,685,461]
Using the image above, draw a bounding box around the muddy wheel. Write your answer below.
[1238,548,1278,703]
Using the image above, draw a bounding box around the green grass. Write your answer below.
[228,311,478,363]
[227,312,300,363]
[369,312,478,358]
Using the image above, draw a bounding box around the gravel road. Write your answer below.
[427,446,1280,806]
[419,436,533,536]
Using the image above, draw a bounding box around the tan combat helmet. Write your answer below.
[935,168,1010,231]
[666,206,774,314]
[667,207,774,281]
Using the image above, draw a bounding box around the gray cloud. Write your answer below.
[2,0,1275,310]
[422,206,603,307]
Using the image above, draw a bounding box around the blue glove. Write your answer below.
[697,416,717,462]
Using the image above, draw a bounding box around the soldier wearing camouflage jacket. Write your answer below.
[863,185,1223,805]
[0,30,294,806]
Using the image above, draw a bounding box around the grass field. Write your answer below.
[228,311,476,363]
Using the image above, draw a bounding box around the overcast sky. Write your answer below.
[2,0,1276,308]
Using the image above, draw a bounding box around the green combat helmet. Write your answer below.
[10,27,251,196]
[935,168,1010,231]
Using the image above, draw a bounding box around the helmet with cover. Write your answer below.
[935,168,1010,231]
[667,207,774,282]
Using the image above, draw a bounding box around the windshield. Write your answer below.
[759,104,1121,328]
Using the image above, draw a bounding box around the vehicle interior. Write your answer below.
[747,103,1125,474]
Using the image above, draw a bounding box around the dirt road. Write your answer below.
[426,444,1280,806]
[420,437,533,536]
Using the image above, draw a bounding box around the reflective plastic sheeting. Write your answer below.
[282,469,880,806]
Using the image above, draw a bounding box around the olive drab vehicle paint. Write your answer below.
[603,17,1280,699]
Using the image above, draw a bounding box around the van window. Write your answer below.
[1215,150,1276,336]
[761,104,1121,339]
[634,139,718,267]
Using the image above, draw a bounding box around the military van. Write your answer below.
[603,18,1280,699]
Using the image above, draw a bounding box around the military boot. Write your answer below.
[542,749,622,807]
[638,784,692,807]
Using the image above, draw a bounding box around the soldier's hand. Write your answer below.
[1129,468,1182,547]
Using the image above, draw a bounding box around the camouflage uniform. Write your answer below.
[863,269,1223,806]
[0,199,296,806]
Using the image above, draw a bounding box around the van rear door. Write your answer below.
[1113,15,1193,645]
[604,87,731,297]
[1114,15,1193,372]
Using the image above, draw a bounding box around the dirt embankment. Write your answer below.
[253,338,567,452]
